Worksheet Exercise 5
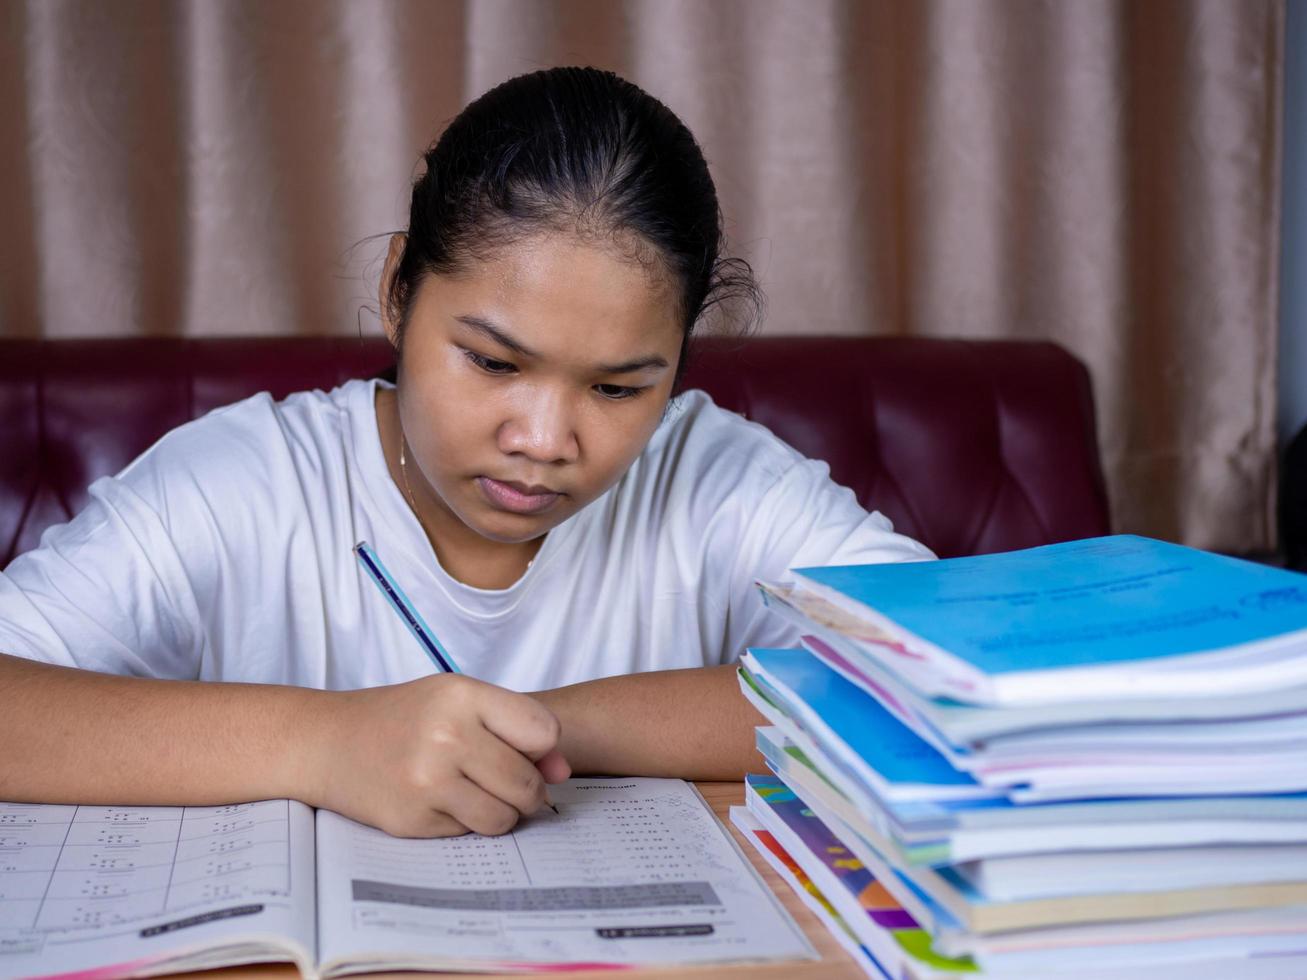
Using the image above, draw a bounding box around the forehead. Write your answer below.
[423,232,683,357]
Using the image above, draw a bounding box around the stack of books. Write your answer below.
[730,534,1307,978]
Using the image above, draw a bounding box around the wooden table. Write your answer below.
[176,782,864,980]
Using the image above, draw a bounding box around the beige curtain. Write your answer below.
[0,0,1283,553]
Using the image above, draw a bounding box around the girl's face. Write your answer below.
[386,231,685,548]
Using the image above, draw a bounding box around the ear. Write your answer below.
[379,233,407,349]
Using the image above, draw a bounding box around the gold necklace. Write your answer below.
[399,429,421,515]
[399,424,537,572]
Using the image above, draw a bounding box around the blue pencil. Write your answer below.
[353,539,560,815]
[354,540,461,674]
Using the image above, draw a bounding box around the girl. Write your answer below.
[0,67,930,838]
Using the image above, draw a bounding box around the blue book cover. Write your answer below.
[745,648,983,794]
[795,535,1307,677]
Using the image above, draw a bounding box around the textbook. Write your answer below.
[738,535,1307,973]
[800,625,1307,796]
[744,765,1307,935]
[738,656,1307,933]
[755,725,1307,867]
[781,534,1307,707]
[0,778,815,979]
[745,625,1307,801]
[760,727,1307,903]
[737,647,998,804]
[757,593,1307,746]
[730,792,975,980]
[738,776,1307,979]
[728,807,893,979]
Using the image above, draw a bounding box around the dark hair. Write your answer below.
[385,66,759,378]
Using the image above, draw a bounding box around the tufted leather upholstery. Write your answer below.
[0,336,1109,565]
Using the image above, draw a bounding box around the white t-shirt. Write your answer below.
[0,380,932,692]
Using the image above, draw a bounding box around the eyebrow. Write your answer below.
[454,314,670,375]
[455,315,537,358]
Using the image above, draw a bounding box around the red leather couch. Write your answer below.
[0,336,1109,565]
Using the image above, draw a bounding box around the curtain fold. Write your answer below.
[0,0,1283,552]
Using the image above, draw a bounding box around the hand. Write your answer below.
[305,673,570,838]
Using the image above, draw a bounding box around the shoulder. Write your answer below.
[112,379,376,528]
[602,388,822,548]
[122,380,370,483]
[644,388,804,491]
[610,388,931,567]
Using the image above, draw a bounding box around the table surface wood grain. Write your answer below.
[152,781,864,980]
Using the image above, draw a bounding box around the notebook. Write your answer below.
[755,724,1307,867]
[0,777,814,979]
[753,595,1307,747]
[747,762,1307,936]
[738,647,996,803]
[738,777,977,978]
[740,776,1307,978]
[785,535,1307,706]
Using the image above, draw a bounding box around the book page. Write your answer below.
[0,798,316,979]
[314,777,815,975]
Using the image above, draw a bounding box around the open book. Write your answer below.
[0,778,814,978]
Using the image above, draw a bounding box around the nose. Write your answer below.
[497,386,580,465]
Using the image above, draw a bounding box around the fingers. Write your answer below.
[353,676,569,839]
[472,683,562,761]
[382,809,470,840]
[440,774,523,837]
[461,733,551,816]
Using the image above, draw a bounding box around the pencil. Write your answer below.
[354,541,461,674]
[353,541,559,815]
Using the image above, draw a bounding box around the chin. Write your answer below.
[466,509,563,545]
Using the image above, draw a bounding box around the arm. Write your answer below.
[535,664,768,780]
[0,652,564,838]
[529,445,930,781]
[0,652,321,807]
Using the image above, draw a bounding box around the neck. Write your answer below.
[376,386,544,589]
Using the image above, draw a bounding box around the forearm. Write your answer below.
[535,664,768,780]
[0,652,327,806]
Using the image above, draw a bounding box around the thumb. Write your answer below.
[534,747,571,784]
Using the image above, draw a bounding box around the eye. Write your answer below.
[594,383,646,401]
[463,350,517,375]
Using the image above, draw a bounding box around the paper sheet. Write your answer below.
[314,776,815,973]
[0,798,316,978]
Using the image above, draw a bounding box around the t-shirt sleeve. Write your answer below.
[0,474,207,678]
[718,455,934,664]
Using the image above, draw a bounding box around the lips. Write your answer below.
[498,480,555,496]
[476,476,563,515]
